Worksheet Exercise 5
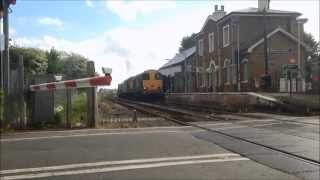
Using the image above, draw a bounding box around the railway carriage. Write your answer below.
[118,70,165,100]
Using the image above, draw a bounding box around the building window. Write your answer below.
[242,59,248,82]
[198,39,204,56]
[223,25,230,47]
[208,32,214,53]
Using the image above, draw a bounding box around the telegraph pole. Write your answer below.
[263,7,269,76]
[261,0,271,91]
[2,0,10,124]
[1,0,16,125]
[2,0,10,95]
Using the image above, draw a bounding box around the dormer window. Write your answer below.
[198,39,204,56]
[208,32,214,53]
[223,25,230,47]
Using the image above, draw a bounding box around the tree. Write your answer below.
[61,53,88,79]
[179,33,197,52]
[10,46,89,80]
[304,32,319,60]
[10,46,48,77]
[46,47,61,74]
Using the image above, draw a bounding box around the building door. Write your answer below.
[280,64,299,93]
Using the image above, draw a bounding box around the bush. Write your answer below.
[71,93,86,125]
[54,105,65,125]
[0,89,3,126]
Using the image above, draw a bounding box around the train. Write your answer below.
[118,69,168,100]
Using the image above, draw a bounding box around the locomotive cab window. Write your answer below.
[142,73,149,80]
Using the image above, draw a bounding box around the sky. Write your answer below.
[4,0,320,88]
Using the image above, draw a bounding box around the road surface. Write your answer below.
[1,115,319,180]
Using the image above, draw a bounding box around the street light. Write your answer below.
[232,16,240,92]
[297,18,308,92]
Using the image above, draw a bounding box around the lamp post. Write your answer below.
[297,18,308,92]
[232,16,241,92]
[181,53,188,93]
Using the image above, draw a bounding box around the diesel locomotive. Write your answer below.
[118,70,166,100]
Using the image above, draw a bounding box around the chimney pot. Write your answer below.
[258,0,269,11]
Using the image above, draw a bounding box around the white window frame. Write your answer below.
[208,32,214,53]
[223,25,230,48]
[198,39,204,56]
[241,59,249,83]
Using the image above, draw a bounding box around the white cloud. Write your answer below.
[38,17,63,27]
[15,8,204,88]
[106,0,175,22]
[86,0,94,8]
[9,27,16,36]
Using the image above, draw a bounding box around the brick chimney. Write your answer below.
[212,5,226,20]
[258,0,270,11]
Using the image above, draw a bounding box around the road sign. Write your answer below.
[270,48,291,54]
[289,58,296,64]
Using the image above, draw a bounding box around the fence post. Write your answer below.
[17,55,26,128]
[86,61,96,128]
[66,89,71,128]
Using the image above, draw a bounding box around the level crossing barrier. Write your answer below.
[29,74,112,91]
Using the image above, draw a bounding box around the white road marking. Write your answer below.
[1,157,249,180]
[195,122,232,126]
[0,153,240,175]
[207,123,282,131]
[1,122,283,142]
[1,125,192,137]
[0,129,204,142]
[237,119,277,123]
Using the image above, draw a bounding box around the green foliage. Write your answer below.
[46,48,61,74]
[71,92,86,124]
[304,32,319,60]
[10,46,48,77]
[179,33,197,52]
[53,105,65,125]
[98,89,117,99]
[10,46,89,79]
[61,53,88,79]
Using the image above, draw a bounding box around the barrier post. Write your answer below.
[86,61,96,128]
[17,55,26,128]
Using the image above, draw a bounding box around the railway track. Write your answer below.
[115,98,320,169]
[161,102,319,126]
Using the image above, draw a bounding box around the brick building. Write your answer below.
[194,0,311,93]
[159,47,196,93]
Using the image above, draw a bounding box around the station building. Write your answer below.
[161,0,312,93]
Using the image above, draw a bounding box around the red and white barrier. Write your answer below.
[30,75,112,91]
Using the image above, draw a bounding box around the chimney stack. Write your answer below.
[212,5,226,20]
[215,5,218,12]
[258,0,270,11]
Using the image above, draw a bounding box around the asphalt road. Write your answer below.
[1,114,319,180]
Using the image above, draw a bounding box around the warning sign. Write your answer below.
[289,58,296,64]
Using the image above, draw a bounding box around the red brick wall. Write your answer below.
[248,32,306,92]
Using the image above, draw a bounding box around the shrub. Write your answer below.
[71,93,86,124]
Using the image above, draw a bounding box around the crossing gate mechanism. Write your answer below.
[29,74,112,91]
